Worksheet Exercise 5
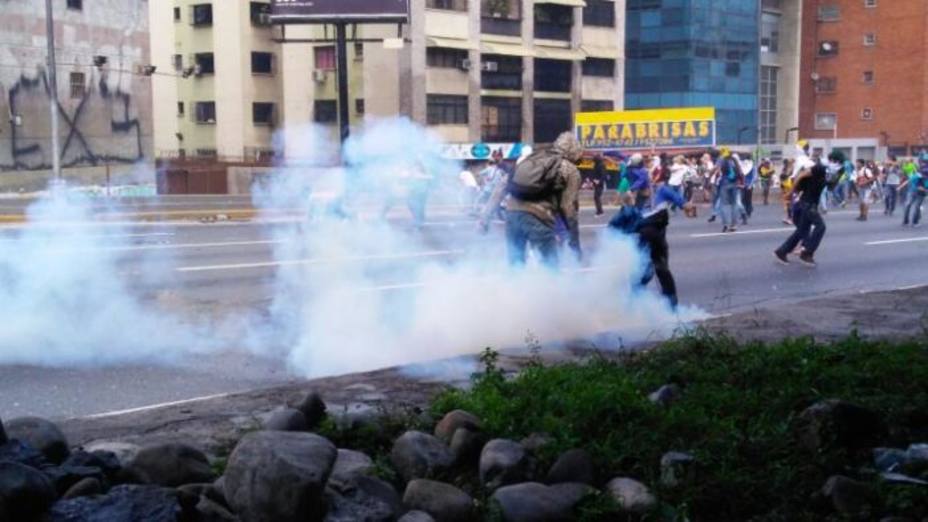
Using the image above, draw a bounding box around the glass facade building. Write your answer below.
[625,0,759,144]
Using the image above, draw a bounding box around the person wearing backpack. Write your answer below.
[478,131,583,267]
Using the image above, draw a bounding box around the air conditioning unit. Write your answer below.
[257,12,271,25]
[481,61,499,72]
[458,58,472,71]
[313,69,328,83]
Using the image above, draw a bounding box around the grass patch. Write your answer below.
[431,332,928,520]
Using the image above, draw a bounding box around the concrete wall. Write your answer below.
[0,0,153,172]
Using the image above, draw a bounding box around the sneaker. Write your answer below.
[727,227,737,233]
[799,252,817,267]
[773,251,789,265]
[782,218,793,226]
[722,226,729,233]
[856,216,866,222]
[708,215,717,223]
[792,246,804,256]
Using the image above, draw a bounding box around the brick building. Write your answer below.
[799,0,928,160]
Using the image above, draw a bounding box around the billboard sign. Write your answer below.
[270,0,410,24]
[576,107,716,150]
[440,142,527,162]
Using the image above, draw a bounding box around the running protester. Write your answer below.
[758,158,774,205]
[855,159,875,221]
[774,160,828,267]
[883,157,902,217]
[716,148,743,233]
[899,158,928,227]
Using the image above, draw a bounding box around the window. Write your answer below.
[482,0,520,19]
[861,107,874,121]
[355,99,365,115]
[815,76,837,93]
[250,2,270,25]
[427,95,468,125]
[534,99,571,144]
[314,100,337,123]
[864,33,876,46]
[760,66,778,144]
[817,5,840,21]
[191,4,213,26]
[864,0,877,7]
[427,0,467,10]
[177,102,185,116]
[251,52,274,75]
[725,62,741,77]
[481,55,523,90]
[174,7,181,21]
[818,41,839,57]
[195,102,216,124]
[481,97,521,142]
[863,70,874,84]
[252,102,275,125]
[67,0,82,10]
[427,47,468,68]
[354,42,364,60]
[535,4,573,41]
[173,54,183,72]
[582,58,615,77]
[194,53,215,74]
[196,148,218,157]
[69,72,85,99]
[761,12,781,53]
[314,46,336,71]
[535,59,571,92]
[581,100,613,112]
[583,0,615,28]
[814,112,837,131]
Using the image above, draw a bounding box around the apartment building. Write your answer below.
[760,0,802,147]
[151,0,625,161]
[799,0,928,160]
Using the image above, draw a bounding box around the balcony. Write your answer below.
[481,17,521,37]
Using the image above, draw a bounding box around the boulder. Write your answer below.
[520,433,553,454]
[224,431,337,522]
[0,416,6,445]
[43,462,104,495]
[297,391,328,428]
[128,443,215,487]
[480,439,532,490]
[797,400,887,452]
[196,495,238,522]
[208,475,229,507]
[398,510,436,522]
[546,449,594,485]
[434,410,482,443]
[549,483,595,507]
[648,384,682,407]
[874,448,909,472]
[402,479,474,522]
[0,438,48,469]
[329,449,375,486]
[821,475,875,516]
[62,477,103,499]
[5,416,70,464]
[391,431,454,482]
[660,451,697,489]
[605,477,657,514]
[0,461,57,521]
[492,482,589,522]
[84,442,140,466]
[905,443,928,474]
[450,428,485,467]
[64,449,122,478]
[325,476,401,522]
[264,408,309,432]
[49,484,181,522]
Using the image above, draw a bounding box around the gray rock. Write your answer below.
[520,433,553,454]
[64,449,122,478]
[822,475,875,515]
[0,461,57,521]
[325,476,401,522]
[391,431,454,482]
[333,403,382,432]
[224,431,337,522]
[49,484,181,522]
[492,482,588,522]
[648,384,682,406]
[128,443,215,487]
[0,416,6,445]
[660,451,697,489]
[480,439,532,490]
[874,447,909,472]
[905,443,928,474]
[605,477,657,514]
[797,400,886,452]
[402,479,474,522]
[43,462,104,495]
[434,410,482,443]
[62,477,103,499]
[546,449,594,485]
[265,408,309,432]
[0,439,48,469]
[398,510,436,522]
[549,483,595,507]
[208,475,229,507]
[450,428,485,466]
[6,416,70,464]
[329,449,375,486]
[84,442,140,465]
[196,495,239,522]
[297,391,328,428]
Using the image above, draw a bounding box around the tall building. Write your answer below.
[150,0,627,163]
[799,0,928,160]
[760,0,802,148]
[1,0,153,175]
[624,0,760,145]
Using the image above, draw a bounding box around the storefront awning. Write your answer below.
[535,0,587,7]
[480,41,535,57]
[535,46,586,61]
[580,45,619,59]
[426,37,477,50]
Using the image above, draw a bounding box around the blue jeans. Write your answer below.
[719,182,739,227]
[506,211,559,267]
[884,185,899,215]
[904,193,925,225]
[777,201,826,256]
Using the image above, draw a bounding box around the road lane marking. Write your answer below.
[865,236,928,246]
[80,392,235,419]
[0,232,175,241]
[898,283,928,290]
[177,249,465,273]
[690,227,791,238]
[103,239,284,252]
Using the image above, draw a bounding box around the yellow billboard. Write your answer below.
[576,107,716,150]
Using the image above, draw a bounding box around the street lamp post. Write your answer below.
[44,0,61,180]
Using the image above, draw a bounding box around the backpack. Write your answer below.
[507,149,566,202]
[607,205,643,235]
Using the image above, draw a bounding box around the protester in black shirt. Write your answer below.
[591,154,606,216]
[774,159,828,267]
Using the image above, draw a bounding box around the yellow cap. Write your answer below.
[796,139,808,148]
[719,146,731,157]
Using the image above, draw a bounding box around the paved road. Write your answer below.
[2,198,926,419]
